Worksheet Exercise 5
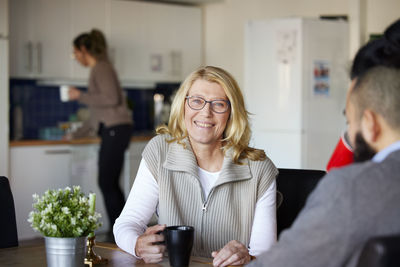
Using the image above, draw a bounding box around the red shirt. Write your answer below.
[326,133,354,171]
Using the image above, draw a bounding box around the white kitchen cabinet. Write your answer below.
[10,0,108,80]
[10,140,148,240]
[125,140,159,225]
[70,0,109,80]
[124,141,148,197]
[9,0,31,78]
[109,0,202,82]
[70,141,147,234]
[10,0,71,79]
[0,0,8,37]
[69,144,111,234]
[10,145,72,240]
[10,0,202,81]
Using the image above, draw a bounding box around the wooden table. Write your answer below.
[0,242,213,267]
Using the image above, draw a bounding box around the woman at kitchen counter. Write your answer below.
[67,29,133,232]
[114,66,278,266]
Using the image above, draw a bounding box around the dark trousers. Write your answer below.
[98,124,132,230]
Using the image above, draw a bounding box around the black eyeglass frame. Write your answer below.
[185,96,231,114]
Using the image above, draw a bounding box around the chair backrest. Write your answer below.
[356,234,400,267]
[0,176,19,248]
[276,168,326,237]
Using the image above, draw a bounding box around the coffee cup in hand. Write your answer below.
[163,225,194,267]
[60,85,70,102]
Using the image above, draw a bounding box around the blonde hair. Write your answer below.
[157,66,266,163]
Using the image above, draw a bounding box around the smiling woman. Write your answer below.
[113,66,279,267]
[183,79,230,161]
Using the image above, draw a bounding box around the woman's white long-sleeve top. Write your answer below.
[114,158,277,257]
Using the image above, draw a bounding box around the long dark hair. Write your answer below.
[73,29,108,60]
[351,19,400,79]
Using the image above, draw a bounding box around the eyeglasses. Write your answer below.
[186,96,230,114]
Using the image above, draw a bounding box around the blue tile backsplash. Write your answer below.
[9,79,180,140]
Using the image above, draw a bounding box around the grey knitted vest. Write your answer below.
[142,134,277,257]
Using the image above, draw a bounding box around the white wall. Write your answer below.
[0,0,9,177]
[0,41,9,177]
[203,0,400,87]
[366,0,400,34]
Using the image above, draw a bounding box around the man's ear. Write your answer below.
[361,109,381,143]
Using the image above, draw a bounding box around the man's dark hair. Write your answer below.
[351,19,400,79]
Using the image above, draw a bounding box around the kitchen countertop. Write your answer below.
[10,135,154,147]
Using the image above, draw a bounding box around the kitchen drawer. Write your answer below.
[10,145,72,240]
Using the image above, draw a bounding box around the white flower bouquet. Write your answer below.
[28,186,102,237]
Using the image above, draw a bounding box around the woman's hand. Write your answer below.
[135,224,166,263]
[68,87,81,100]
[212,240,251,267]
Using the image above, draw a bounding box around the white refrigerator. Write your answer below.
[244,18,349,170]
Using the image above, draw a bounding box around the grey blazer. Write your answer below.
[248,149,400,267]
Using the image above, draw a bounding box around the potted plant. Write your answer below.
[28,186,101,267]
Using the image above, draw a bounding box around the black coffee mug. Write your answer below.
[163,225,194,267]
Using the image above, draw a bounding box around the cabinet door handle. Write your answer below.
[26,42,33,72]
[37,42,42,74]
[44,149,71,155]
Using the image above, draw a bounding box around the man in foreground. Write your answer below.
[248,66,400,267]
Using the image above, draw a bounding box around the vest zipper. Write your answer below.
[200,188,215,250]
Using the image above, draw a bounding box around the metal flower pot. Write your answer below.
[44,236,87,267]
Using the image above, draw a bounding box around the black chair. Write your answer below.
[0,176,19,248]
[276,168,326,237]
[356,234,400,267]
